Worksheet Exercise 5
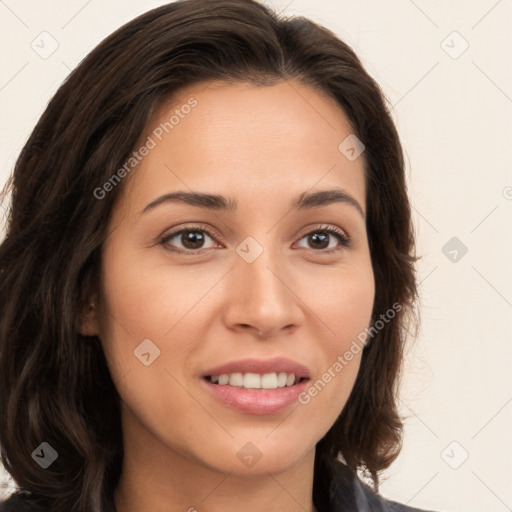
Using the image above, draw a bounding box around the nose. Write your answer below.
[222,241,304,339]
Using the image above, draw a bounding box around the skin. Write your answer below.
[81,79,375,512]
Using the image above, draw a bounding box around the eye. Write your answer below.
[159,224,351,255]
[295,225,351,253]
[159,224,218,254]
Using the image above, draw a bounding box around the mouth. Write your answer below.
[203,372,310,390]
[199,357,312,414]
[201,373,311,415]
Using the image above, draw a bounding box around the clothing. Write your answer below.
[0,457,438,511]
[316,456,437,511]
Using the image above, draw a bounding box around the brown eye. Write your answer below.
[296,227,351,252]
[159,224,351,256]
[160,226,217,254]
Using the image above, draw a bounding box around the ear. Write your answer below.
[79,301,100,337]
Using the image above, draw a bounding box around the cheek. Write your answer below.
[329,268,375,349]
[96,243,224,395]
[296,259,374,418]
[303,254,375,347]
[96,245,207,443]
[98,241,199,342]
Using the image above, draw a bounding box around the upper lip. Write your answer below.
[201,357,310,379]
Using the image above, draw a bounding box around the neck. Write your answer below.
[114,454,318,512]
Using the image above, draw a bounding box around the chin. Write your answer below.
[199,438,312,476]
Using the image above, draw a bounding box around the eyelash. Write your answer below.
[159,223,351,256]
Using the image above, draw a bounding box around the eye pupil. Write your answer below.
[309,232,329,249]
[183,230,205,249]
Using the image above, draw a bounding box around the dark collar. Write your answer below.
[315,456,435,512]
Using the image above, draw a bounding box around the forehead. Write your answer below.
[119,79,366,217]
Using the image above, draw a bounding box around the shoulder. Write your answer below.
[0,493,48,512]
[325,458,439,512]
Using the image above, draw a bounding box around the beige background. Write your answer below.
[1,1,511,511]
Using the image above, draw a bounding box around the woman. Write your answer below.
[0,1,433,511]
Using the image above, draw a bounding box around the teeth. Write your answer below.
[209,372,301,389]
[261,373,277,389]
[244,373,261,389]
[229,372,244,387]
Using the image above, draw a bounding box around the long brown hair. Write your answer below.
[0,1,419,510]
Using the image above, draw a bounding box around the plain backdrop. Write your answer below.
[1,1,511,511]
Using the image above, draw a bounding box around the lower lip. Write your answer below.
[200,377,310,415]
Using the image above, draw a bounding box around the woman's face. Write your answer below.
[92,79,375,476]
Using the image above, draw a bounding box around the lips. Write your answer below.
[200,357,312,415]
[201,356,311,380]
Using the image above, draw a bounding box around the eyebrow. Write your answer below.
[141,188,365,219]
